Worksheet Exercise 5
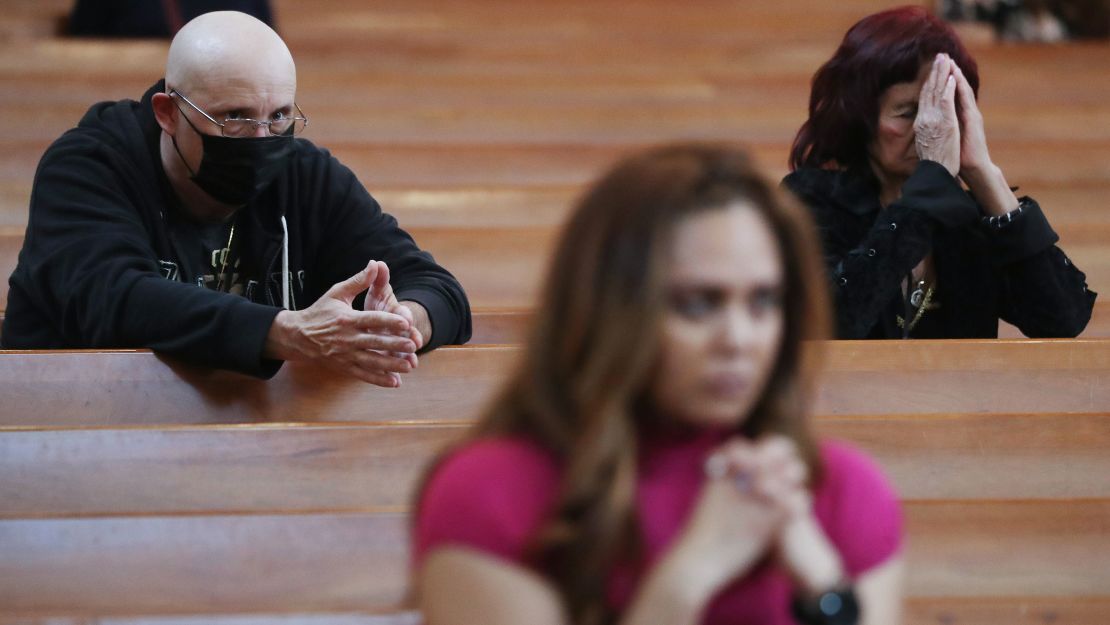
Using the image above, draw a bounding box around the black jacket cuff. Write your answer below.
[983,197,1059,266]
[238,302,284,379]
[397,287,471,352]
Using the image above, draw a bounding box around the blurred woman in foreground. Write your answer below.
[414,144,904,625]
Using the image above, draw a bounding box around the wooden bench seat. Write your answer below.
[5,601,1110,625]
[0,423,468,517]
[0,340,1107,427]
[0,346,516,426]
[1,501,1106,614]
[2,412,1108,518]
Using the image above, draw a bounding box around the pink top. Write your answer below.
[414,429,903,625]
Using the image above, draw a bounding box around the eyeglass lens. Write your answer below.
[221,117,306,138]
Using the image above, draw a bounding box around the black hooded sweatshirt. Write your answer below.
[3,81,472,377]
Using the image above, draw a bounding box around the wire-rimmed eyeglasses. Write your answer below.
[171,90,308,138]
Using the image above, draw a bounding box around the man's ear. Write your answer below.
[151,92,177,135]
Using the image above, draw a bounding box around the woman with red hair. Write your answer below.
[785,5,1095,339]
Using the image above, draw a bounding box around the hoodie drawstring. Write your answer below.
[279,215,290,310]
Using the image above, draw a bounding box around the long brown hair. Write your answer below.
[419,143,831,625]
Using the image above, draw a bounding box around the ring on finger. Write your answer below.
[704,455,754,493]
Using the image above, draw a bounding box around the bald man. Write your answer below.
[3,12,471,385]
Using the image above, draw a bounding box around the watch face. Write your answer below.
[819,589,860,625]
[792,588,860,625]
[819,591,846,615]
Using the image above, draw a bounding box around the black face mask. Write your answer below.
[172,113,295,207]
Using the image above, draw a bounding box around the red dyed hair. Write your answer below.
[789,5,979,171]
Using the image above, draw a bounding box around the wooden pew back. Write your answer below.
[0,340,1107,427]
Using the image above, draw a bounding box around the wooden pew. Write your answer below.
[1,501,1107,615]
[0,346,516,426]
[904,599,1110,625]
[2,413,1108,517]
[469,306,533,343]
[1,341,1108,623]
[2,412,1108,622]
[6,603,1110,625]
[3,411,1106,618]
[0,340,1107,427]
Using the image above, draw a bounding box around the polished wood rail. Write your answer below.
[2,412,1107,518]
[0,340,1108,427]
[4,601,1110,625]
[1,501,1107,613]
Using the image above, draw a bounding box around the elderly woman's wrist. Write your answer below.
[960,161,999,186]
[964,164,1019,216]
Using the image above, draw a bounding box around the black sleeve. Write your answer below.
[19,142,282,377]
[987,197,1096,337]
[311,157,472,351]
[784,161,979,338]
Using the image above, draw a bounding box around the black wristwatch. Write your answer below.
[790,587,860,625]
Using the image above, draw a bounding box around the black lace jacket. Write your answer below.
[783,161,1096,339]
